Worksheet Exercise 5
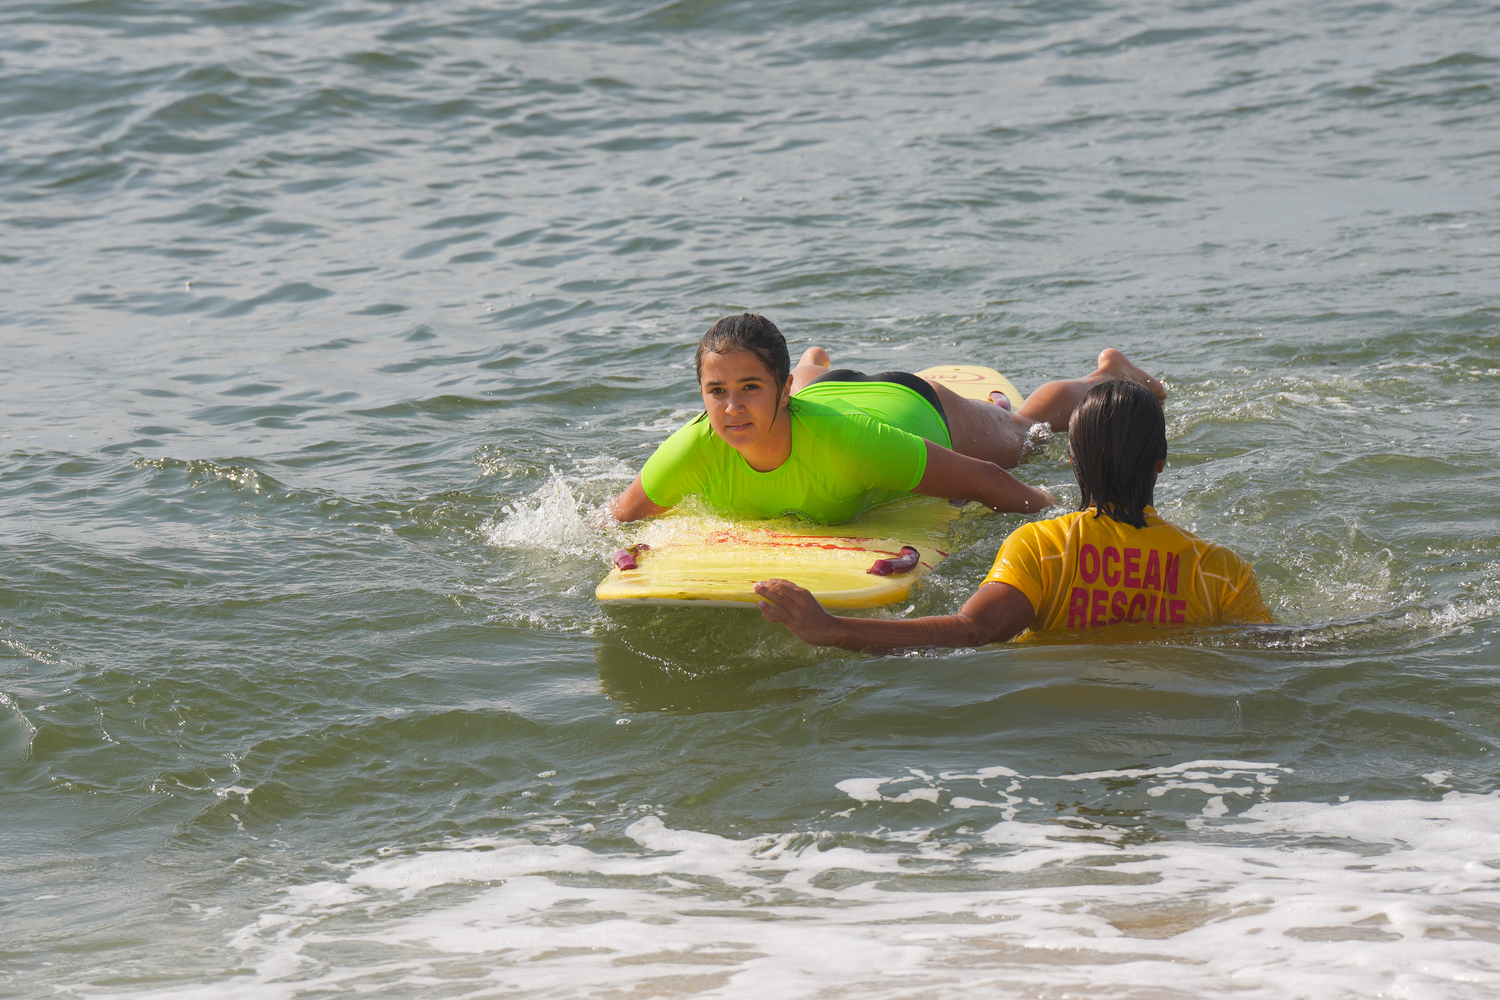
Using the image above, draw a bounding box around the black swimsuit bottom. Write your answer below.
[804,369,950,431]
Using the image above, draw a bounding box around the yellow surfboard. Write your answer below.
[595,364,1020,609]
[915,364,1026,411]
[595,497,963,609]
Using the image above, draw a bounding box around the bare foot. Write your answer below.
[798,346,831,368]
[1094,348,1167,403]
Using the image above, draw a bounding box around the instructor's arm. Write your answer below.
[610,474,672,522]
[754,578,1035,652]
[916,442,1052,514]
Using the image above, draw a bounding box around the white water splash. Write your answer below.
[1022,419,1054,454]
[485,469,619,560]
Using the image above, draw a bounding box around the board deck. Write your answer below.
[914,364,1026,411]
[595,497,963,608]
[596,364,1021,609]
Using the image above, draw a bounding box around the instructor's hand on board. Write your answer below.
[754,579,842,646]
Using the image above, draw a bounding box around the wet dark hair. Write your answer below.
[1068,378,1168,529]
[694,313,791,393]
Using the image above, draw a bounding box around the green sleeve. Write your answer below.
[639,415,711,508]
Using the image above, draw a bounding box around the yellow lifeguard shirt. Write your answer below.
[983,507,1272,632]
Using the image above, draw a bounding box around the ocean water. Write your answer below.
[3,0,1499,997]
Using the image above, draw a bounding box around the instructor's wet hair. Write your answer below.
[695,313,791,393]
[1068,378,1168,529]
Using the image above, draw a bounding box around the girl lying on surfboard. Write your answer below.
[753,378,1272,648]
[609,312,1166,525]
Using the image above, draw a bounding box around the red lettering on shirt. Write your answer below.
[1165,552,1181,595]
[1143,550,1161,591]
[1127,593,1147,621]
[1091,588,1108,627]
[1122,548,1142,588]
[1169,599,1186,623]
[1068,587,1089,627]
[1102,546,1121,587]
[1079,544,1100,584]
[1109,590,1127,623]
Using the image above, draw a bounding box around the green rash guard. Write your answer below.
[639,395,932,524]
[795,378,951,450]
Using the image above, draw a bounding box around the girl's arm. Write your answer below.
[915,441,1053,513]
[753,579,1036,652]
[610,474,673,522]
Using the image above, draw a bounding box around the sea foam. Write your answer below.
[86,776,1500,1000]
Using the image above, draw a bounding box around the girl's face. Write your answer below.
[698,349,790,452]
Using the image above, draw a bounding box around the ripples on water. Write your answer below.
[2,0,1499,997]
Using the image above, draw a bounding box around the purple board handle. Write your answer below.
[613,543,650,571]
[868,546,920,577]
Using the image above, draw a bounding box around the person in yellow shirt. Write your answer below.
[753,378,1271,650]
